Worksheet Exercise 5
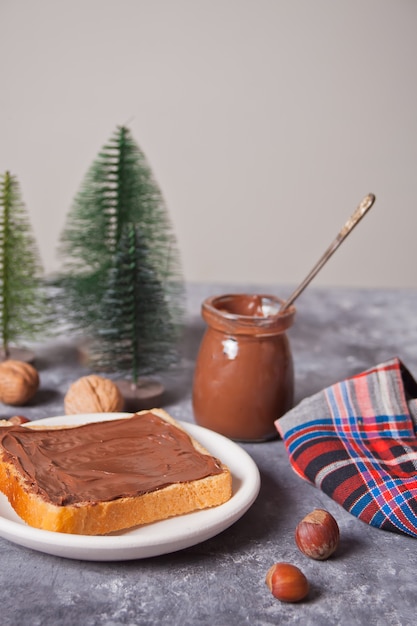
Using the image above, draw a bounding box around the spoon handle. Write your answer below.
[280,193,376,312]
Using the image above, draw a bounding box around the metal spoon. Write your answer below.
[280,193,376,312]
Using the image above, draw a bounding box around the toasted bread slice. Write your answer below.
[0,409,232,535]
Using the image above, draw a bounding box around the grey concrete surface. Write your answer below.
[1,283,416,626]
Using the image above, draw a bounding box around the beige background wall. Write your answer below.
[1,0,416,289]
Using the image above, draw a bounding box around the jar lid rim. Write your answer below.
[202,293,296,330]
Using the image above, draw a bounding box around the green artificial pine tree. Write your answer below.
[58,126,184,384]
[90,223,178,378]
[0,171,49,360]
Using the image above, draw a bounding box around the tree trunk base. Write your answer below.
[116,379,164,412]
[0,347,36,363]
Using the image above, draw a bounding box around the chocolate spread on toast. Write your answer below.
[0,413,224,506]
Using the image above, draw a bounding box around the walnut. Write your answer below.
[64,375,125,414]
[0,360,40,406]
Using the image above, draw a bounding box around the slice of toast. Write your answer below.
[0,409,232,535]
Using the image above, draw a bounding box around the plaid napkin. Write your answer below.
[276,358,417,538]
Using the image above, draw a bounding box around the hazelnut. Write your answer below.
[0,415,30,427]
[7,415,30,425]
[0,360,39,405]
[265,562,309,603]
[64,375,125,414]
[295,508,340,560]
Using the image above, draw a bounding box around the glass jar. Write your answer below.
[192,293,295,442]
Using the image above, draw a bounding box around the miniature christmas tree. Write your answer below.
[90,223,179,377]
[0,171,49,361]
[57,126,184,387]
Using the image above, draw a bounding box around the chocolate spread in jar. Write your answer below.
[192,294,296,441]
[0,413,224,505]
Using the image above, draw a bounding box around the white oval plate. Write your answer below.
[0,413,261,561]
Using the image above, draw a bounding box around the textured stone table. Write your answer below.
[1,283,417,626]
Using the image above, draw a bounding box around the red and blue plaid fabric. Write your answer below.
[276,358,417,538]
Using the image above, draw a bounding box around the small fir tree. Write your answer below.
[58,126,184,381]
[90,223,178,378]
[0,171,49,358]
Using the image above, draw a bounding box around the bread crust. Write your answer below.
[0,409,232,535]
